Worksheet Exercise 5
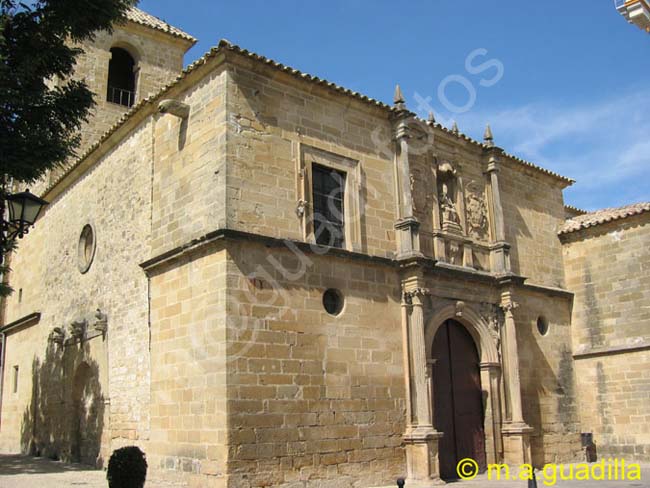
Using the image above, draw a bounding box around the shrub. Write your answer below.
[106,446,148,488]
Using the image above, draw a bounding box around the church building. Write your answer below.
[0,7,648,488]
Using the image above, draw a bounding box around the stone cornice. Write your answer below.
[139,228,397,275]
[573,341,650,360]
[0,312,41,334]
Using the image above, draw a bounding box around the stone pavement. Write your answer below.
[373,463,650,488]
[0,454,187,487]
[0,455,648,488]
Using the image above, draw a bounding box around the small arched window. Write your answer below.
[106,47,136,107]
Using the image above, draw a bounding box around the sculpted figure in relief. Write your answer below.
[440,183,459,224]
[466,183,488,240]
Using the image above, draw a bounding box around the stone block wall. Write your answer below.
[562,213,650,459]
[225,56,397,259]
[0,320,47,453]
[0,117,154,461]
[225,240,404,488]
[150,66,228,257]
[572,351,650,460]
[515,290,582,465]
[147,245,228,483]
[500,164,568,289]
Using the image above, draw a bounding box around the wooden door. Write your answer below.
[432,320,486,480]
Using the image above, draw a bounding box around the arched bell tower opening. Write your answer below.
[106,47,137,107]
[431,319,486,479]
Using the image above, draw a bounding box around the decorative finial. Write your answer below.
[484,124,494,147]
[427,111,436,126]
[451,121,459,134]
[393,84,405,105]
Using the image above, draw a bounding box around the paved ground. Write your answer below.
[0,454,648,487]
[0,454,187,487]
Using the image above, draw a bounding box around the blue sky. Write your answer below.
[139,0,650,211]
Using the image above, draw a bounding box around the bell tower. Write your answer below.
[30,7,196,194]
[72,7,196,154]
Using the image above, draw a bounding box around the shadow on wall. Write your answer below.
[504,204,532,281]
[582,263,605,349]
[20,339,105,467]
[519,322,580,467]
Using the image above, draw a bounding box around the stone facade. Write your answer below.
[0,8,646,488]
[562,208,650,461]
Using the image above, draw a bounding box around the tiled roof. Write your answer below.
[412,116,574,185]
[43,40,574,198]
[124,7,196,43]
[209,42,574,185]
[564,204,587,216]
[559,202,650,235]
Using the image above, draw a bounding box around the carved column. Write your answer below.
[401,295,413,428]
[484,149,511,273]
[403,288,442,484]
[480,362,503,464]
[410,289,432,428]
[430,166,446,261]
[393,85,422,259]
[499,291,532,464]
[456,176,475,268]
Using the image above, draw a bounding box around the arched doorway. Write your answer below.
[71,362,101,465]
[432,319,487,479]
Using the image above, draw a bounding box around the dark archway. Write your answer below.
[432,319,486,480]
[106,47,136,107]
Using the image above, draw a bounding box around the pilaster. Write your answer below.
[401,287,443,485]
[392,85,423,260]
[484,143,511,273]
[498,288,533,464]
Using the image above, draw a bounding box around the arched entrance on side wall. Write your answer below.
[432,320,486,479]
[71,361,101,465]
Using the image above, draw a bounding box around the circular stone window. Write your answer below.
[322,288,344,316]
[537,316,549,336]
[77,224,96,273]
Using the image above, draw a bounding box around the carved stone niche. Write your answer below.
[436,160,462,235]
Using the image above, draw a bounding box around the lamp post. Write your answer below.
[0,189,48,264]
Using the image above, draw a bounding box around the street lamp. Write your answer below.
[5,190,48,240]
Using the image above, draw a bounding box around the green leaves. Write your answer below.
[0,0,137,183]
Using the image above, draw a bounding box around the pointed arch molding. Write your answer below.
[425,303,500,365]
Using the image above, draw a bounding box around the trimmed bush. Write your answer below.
[106,446,148,488]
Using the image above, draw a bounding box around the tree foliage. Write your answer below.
[0,0,137,184]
